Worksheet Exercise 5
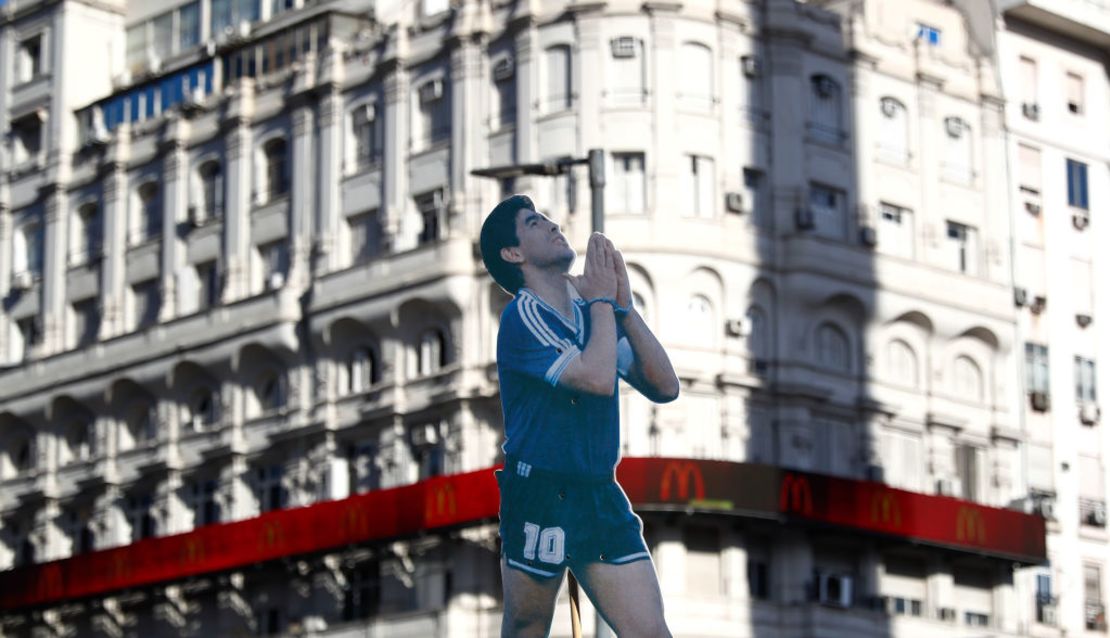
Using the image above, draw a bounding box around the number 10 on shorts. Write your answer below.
[523,522,565,564]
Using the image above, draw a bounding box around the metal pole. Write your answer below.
[588,148,605,234]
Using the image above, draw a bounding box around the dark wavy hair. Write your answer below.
[479,194,535,295]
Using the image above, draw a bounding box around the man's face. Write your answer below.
[503,208,575,271]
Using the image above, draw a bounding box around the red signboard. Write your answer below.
[0,458,1046,612]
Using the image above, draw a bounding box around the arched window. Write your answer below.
[746,306,769,373]
[942,117,973,183]
[263,138,289,201]
[418,329,447,376]
[610,36,645,105]
[686,295,715,344]
[351,103,381,168]
[809,74,843,145]
[544,45,572,112]
[198,161,223,221]
[886,339,919,388]
[346,347,377,394]
[679,42,713,108]
[73,203,101,264]
[137,182,161,242]
[63,421,93,464]
[125,402,157,447]
[14,222,43,276]
[632,292,647,324]
[816,322,850,372]
[877,97,909,164]
[258,372,287,412]
[490,55,516,129]
[189,388,220,431]
[14,437,34,473]
[953,355,983,402]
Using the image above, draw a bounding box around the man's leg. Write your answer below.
[573,558,672,638]
[501,557,566,638]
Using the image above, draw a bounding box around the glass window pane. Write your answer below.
[179,2,200,50]
[153,13,174,60]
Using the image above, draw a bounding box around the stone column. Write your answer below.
[99,130,129,339]
[40,184,67,353]
[654,524,685,597]
[222,83,255,302]
[647,5,679,220]
[315,50,344,274]
[288,104,315,291]
[449,37,483,237]
[925,558,954,620]
[765,1,807,236]
[0,206,11,358]
[381,27,410,252]
[161,116,189,320]
[513,25,537,193]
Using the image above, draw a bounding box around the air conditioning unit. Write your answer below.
[818,573,852,608]
[1077,313,1093,328]
[742,55,762,78]
[936,478,962,497]
[492,56,514,81]
[1089,502,1107,527]
[1030,391,1050,412]
[1040,602,1058,626]
[724,191,744,214]
[419,78,444,104]
[1029,295,1046,315]
[1022,102,1040,120]
[11,271,33,291]
[1034,497,1056,521]
[267,271,285,291]
[610,36,636,59]
[1080,402,1101,425]
[944,116,964,138]
[412,423,439,446]
[859,226,878,247]
[1024,200,1041,216]
[938,607,956,622]
[795,208,815,230]
[1013,287,1028,307]
[1073,210,1090,230]
[724,317,750,338]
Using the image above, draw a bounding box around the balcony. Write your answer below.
[999,0,1110,49]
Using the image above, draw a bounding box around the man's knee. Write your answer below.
[612,611,671,638]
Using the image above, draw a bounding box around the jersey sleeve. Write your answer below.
[498,299,581,387]
[616,335,634,380]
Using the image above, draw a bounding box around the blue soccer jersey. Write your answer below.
[496,288,634,476]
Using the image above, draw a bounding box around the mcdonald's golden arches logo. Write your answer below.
[779,473,814,516]
[870,490,903,528]
[955,506,987,545]
[660,461,705,501]
[341,504,370,537]
[180,537,206,565]
[258,521,285,551]
[425,481,457,521]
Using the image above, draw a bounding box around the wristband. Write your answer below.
[585,297,633,318]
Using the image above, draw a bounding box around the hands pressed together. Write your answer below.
[565,233,633,309]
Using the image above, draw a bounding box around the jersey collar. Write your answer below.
[519,287,585,343]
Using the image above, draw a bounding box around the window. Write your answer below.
[137,182,162,242]
[189,387,220,430]
[255,465,287,513]
[348,442,380,495]
[743,168,768,226]
[877,97,909,164]
[686,296,714,343]
[132,279,160,330]
[199,161,223,220]
[347,211,380,265]
[1036,571,1054,605]
[66,509,95,555]
[747,559,769,600]
[1067,73,1084,115]
[343,560,382,621]
[258,372,287,413]
[414,428,445,479]
[878,203,914,258]
[678,42,713,109]
[809,75,843,145]
[62,421,93,464]
[945,221,977,275]
[125,402,158,447]
[491,56,516,128]
[1085,564,1104,630]
[1025,343,1050,395]
[189,479,221,526]
[414,78,449,148]
[682,155,715,218]
[263,139,289,201]
[19,35,43,82]
[1018,145,1041,194]
[816,322,850,372]
[126,493,155,541]
[270,0,295,18]
[73,203,102,265]
[196,261,219,311]
[1019,57,1037,107]
[179,2,200,50]
[12,436,35,473]
[210,0,260,38]
[259,240,287,291]
[964,612,989,626]
[1077,357,1098,403]
[608,152,645,214]
[1067,159,1089,210]
[886,339,918,388]
[14,222,44,277]
[11,114,43,165]
[346,347,377,394]
[351,104,381,168]
[72,298,100,348]
[809,184,845,239]
[746,306,769,374]
[942,117,972,183]
[544,45,572,112]
[416,191,444,245]
[152,12,174,61]
[916,23,942,46]
[418,329,447,375]
[610,37,645,105]
[953,355,983,402]
[11,317,39,362]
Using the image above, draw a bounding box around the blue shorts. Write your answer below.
[496,456,651,580]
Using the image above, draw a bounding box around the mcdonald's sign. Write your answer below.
[341,504,370,538]
[779,473,814,516]
[258,521,285,551]
[660,461,705,501]
[870,490,903,528]
[425,481,458,522]
[956,506,986,545]
[180,537,206,566]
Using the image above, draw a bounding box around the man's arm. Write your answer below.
[611,246,680,403]
[558,233,620,397]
